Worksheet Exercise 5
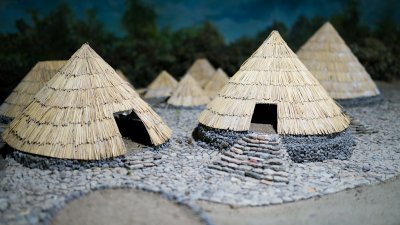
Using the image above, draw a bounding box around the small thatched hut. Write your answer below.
[0,60,66,120]
[167,74,210,107]
[297,22,380,105]
[2,44,171,160]
[187,58,216,87]
[115,69,130,82]
[195,31,353,162]
[144,70,178,99]
[204,68,229,99]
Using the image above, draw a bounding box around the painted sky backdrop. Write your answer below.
[1,0,399,42]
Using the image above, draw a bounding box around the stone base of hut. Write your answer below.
[337,94,383,107]
[6,148,163,171]
[282,128,355,163]
[192,124,246,151]
[194,125,355,163]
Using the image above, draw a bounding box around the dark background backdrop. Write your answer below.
[0,0,399,102]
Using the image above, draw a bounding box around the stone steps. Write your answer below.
[209,133,289,184]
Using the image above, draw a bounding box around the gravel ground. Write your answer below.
[0,82,399,225]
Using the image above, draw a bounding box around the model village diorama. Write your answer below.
[1,21,399,224]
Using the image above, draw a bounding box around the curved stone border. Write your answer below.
[282,128,355,163]
[46,185,215,225]
[337,95,384,107]
[192,124,247,150]
[7,146,165,171]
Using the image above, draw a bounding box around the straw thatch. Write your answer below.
[187,58,216,87]
[198,31,350,135]
[2,44,171,160]
[0,60,66,119]
[204,68,229,99]
[144,70,178,99]
[297,22,380,99]
[167,74,210,107]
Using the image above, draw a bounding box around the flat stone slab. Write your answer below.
[51,188,206,225]
[249,123,277,134]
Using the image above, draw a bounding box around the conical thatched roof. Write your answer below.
[297,22,380,99]
[167,74,210,107]
[204,68,229,99]
[187,58,216,87]
[2,44,171,160]
[144,70,178,99]
[198,31,350,135]
[0,60,66,119]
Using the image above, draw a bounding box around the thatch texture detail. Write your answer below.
[198,31,350,135]
[297,22,380,99]
[0,60,66,119]
[204,68,229,99]
[144,70,178,98]
[167,74,210,107]
[187,58,216,87]
[2,44,171,160]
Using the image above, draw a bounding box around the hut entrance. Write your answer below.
[250,104,277,134]
[114,111,152,146]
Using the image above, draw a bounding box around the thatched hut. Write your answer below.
[0,60,66,120]
[144,70,178,99]
[2,44,171,160]
[187,58,216,87]
[204,68,229,99]
[297,22,380,106]
[167,74,210,107]
[195,31,353,162]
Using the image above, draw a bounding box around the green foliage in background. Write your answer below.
[0,0,399,102]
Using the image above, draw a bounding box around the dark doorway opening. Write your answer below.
[250,104,278,133]
[114,111,152,146]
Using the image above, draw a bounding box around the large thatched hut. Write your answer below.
[195,31,353,162]
[2,44,171,160]
[297,22,380,106]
